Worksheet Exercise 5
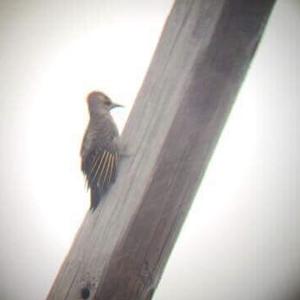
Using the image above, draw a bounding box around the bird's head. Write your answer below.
[87,91,123,115]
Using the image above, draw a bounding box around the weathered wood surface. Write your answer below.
[47,0,275,299]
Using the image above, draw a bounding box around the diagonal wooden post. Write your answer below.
[47,1,275,299]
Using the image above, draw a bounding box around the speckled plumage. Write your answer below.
[81,91,121,210]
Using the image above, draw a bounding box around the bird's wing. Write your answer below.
[82,147,119,193]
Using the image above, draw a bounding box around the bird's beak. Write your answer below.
[110,103,124,110]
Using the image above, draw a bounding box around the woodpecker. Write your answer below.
[81,91,122,210]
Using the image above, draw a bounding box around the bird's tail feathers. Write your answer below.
[90,188,102,211]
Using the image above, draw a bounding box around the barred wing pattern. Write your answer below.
[82,147,119,209]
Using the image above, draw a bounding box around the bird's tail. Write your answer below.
[90,188,102,211]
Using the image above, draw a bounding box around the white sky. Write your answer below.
[0,1,299,300]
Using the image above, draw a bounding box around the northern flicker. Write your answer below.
[81,91,122,210]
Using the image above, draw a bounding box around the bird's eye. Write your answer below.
[104,100,111,106]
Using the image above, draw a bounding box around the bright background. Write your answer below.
[0,1,299,299]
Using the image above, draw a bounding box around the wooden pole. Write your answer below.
[47,1,275,299]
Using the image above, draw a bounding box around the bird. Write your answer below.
[80,91,122,210]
